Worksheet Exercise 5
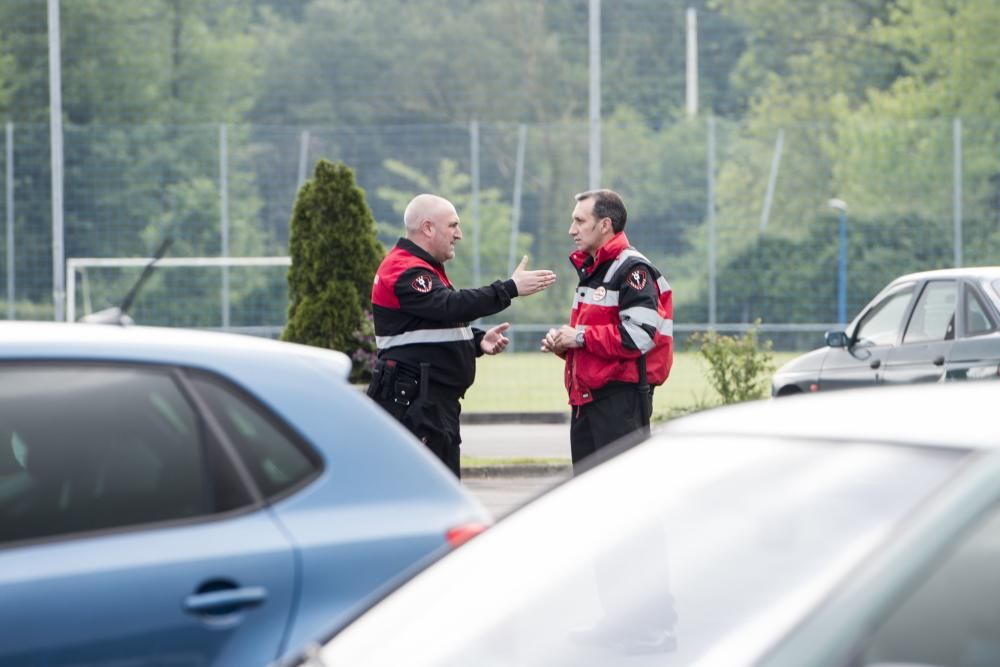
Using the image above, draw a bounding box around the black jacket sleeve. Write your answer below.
[395,267,518,323]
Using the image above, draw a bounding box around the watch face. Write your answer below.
[576,331,585,345]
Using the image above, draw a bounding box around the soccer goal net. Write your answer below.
[66,256,292,336]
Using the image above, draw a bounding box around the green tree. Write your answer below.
[706,0,901,260]
[603,106,710,258]
[283,160,384,381]
[0,0,269,313]
[832,0,1000,264]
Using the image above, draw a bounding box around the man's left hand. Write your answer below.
[481,322,511,355]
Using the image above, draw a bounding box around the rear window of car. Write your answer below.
[186,370,321,501]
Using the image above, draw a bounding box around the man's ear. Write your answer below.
[421,218,434,237]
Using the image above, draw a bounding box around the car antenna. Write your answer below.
[80,237,173,326]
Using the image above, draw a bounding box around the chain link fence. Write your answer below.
[2,0,997,373]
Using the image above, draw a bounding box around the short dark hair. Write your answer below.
[575,189,627,233]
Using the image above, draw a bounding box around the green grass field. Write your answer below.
[461,350,800,415]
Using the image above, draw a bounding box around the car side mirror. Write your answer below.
[825,331,849,348]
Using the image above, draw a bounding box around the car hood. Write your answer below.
[775,346,828,374]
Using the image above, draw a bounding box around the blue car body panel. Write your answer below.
[0,509,296,665]
[0,323,488,665]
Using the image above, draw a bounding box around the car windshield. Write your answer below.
[315,435,966,666]
[991,279,1000,309]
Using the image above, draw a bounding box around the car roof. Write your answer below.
[889,265,1000,283]
[663,381,1000,450]
[0,321,351,378]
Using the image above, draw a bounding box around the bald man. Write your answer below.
[367,194,556,476]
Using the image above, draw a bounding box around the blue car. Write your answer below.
[0,322,488,666]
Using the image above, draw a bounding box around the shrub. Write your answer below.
[282,160,384,382]
[687,319,775,404]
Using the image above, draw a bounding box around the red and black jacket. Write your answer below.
[565,232,674,406]
[371,238,519,394]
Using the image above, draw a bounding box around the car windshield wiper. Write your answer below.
[80,238,173,326]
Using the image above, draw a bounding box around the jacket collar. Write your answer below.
[396,237,448,274]
[569,232,631,276]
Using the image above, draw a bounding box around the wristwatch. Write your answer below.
[575,330,585,347]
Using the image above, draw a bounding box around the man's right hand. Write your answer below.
[540,327,568,359]
[511,255,557,296]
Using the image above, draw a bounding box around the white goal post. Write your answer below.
[65,256,291,324]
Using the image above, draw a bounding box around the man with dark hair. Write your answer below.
[542,189,674,471]
[368,194,556,477]
[544,189,677,654]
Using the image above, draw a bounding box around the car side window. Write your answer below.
[903,280,957,344]
[186,371,320,501]
[854,502,1000,667]
[854,286,915,346]
[0,363,249,546]
[964,286,996,337]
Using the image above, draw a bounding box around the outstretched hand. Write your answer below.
[481,322,511,355]
[511,255,557,296]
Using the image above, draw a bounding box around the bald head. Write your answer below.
[403,194,463,263]
[404,194,455,233]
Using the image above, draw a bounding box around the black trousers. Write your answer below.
[571,384,651,473]
[370,381,463,478]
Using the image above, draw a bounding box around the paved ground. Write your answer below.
[460,422,571,460]
[456,421,573,517]
[463,474,567,518]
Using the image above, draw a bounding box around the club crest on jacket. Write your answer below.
[626,269,648,290]
[411,274,434,293]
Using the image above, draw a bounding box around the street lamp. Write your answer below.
[828,198,848,325]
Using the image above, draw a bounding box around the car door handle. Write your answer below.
[184,587,268,615]
[870,359,881,369]
[933,356,945,366]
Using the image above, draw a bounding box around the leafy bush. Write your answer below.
[282,160,384,382]
[687,319,775,404]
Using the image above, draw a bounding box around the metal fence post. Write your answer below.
[297,129,310,188]
[508,124,527,274]
[589,0,601,190]
[470,119,481,286]
[48,0,65,321]
[953,117,962,268]
[220,123,230,328]
[706,116,716,327]
[6,122,13,320]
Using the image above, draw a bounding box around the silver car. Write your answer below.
[772,267,1000,396]
[289,381,1000,667]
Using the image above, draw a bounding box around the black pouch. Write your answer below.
[366,361,386,399]
[393,378,419,407]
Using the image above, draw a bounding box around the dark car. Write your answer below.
[772,267,1000,396]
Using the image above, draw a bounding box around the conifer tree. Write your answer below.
[282,160,384,381]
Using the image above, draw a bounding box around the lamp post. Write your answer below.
[828,198,848,325]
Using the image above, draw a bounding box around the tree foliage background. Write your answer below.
[0,0,997,342]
